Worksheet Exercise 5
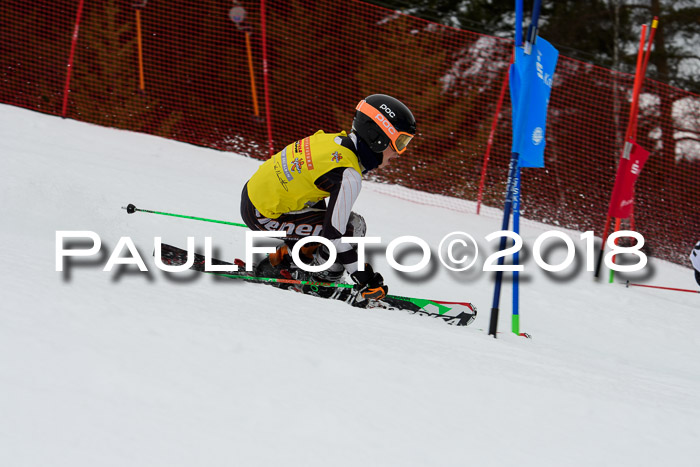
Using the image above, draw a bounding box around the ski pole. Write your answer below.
[624,281,700,294]
[122,203,247,228]
[206,271,424,304]
[213,271,354,289]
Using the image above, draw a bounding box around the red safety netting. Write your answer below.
[2,0,698,264]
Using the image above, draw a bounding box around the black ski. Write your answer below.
[158,243,477,326]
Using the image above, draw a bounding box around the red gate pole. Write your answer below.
[606,19,657,282]
[595,24,647,278]
[61,0,86,117]
[630,18,658,142]
[626,282,699,294]
[627,18,657,231]
[476,49,514,215]
[260,0,274,156]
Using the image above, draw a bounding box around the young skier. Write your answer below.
[240,94,416,306]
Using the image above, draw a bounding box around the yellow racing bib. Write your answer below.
[247,131,362,218]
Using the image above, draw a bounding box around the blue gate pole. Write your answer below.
[512,166,521,334]
[488,0,542,338]
[488,153,519,337]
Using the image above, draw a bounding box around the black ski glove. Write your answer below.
[350,263,388,306]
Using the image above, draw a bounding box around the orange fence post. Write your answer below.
[135,8,146,91]
[229,3,260,118]
[245,31,260,117]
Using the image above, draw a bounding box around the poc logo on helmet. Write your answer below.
[374,114,396,135]
[379,104,396,118]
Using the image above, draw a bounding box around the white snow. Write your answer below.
[1,104,699,466]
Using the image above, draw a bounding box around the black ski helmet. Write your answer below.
[352,94,416,154]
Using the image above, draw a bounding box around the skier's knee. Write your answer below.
[347,212,366,238]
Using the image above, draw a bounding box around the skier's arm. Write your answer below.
[315,167,362,274]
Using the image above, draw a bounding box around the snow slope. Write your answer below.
[1,104,699,467]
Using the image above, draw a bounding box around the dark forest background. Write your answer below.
[366,0,700,93]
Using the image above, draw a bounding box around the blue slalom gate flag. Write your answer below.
[509,37,559,168]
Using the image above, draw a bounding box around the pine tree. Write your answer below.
[70,0,157,130]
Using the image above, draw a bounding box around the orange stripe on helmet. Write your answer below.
[356,100,413,154]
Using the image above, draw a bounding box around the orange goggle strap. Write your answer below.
[355,100,413,154]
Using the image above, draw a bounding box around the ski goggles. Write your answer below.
[355,99,414,154]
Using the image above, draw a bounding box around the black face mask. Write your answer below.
[355,137,382,173]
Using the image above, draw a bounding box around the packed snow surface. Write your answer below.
[1,105,698,466]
